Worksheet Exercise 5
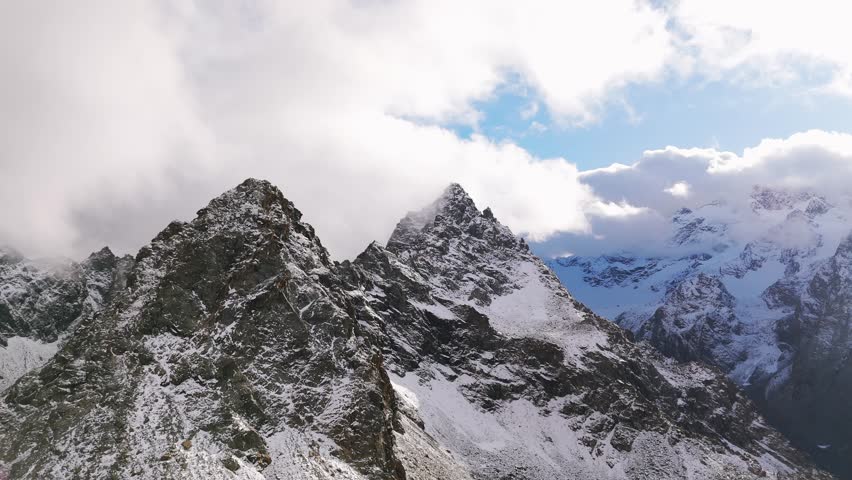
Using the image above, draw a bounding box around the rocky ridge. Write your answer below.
[0,180,833,479]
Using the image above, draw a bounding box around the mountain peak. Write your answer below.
[138,177,329,275]
[87,246,115,259]
[82,246,118,272]
[434,182,480,222]
[427,182,480,224]
[205,178,290,212]
[192,178,307,233]
[441,182,473,203]
[387,183,474,249]
[236,177,277,192]
[386,183,514,253]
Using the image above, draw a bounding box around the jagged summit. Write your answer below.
[197,177,305,225]
[141,177,330,271]
[387,183,520,255]
[392,183,480,229]
[214,177,283,204]
[83,246,117,270]
[387,183,478,250]
[87,245,115,257]
[438,182,478,213]
[1,178,398,478]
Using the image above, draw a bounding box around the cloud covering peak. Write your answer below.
[2,2,852,260]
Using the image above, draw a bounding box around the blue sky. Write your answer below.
[453,80,852,170]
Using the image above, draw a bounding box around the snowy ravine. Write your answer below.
[0,180,833,479]
[547,186,852,478]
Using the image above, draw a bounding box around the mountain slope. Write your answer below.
[0,179,423,479]
[351,184,828,479]
[0,246,130,391]
[0,180,832,479]
[767,233,852,475]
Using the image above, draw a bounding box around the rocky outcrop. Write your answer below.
[0,246,131,391]
[636,274,741,370]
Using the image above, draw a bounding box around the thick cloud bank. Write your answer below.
[0,0,670,259]
[537,130,852,258]
[2,2,852,260]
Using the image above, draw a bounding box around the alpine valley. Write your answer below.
[549,186,852,479]
[0,180,835,480]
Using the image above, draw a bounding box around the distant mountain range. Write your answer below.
[0,180,832,479]
[549,185,852,478]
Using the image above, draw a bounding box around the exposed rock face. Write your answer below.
[637,274,741,370]
[352,184,828,479]
[0,246,131,391]
[767,234,852,475]
[750,186,815,212]
[0,179,411,479]
[547,186,852,478]
[0,180,833,479]
[670,206,729,249]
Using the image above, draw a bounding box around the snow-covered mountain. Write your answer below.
[0,180,832,479]
[0,246,131,391]
[548,185,852,478]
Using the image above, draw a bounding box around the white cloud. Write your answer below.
[671,0,852,95]
[3,1,852,261]
[586,130,852,214]
[0,2,217,255]
[520,102,539,120]
[664,181,691,197]
[1,0,671,259]
[534,130,852,258]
